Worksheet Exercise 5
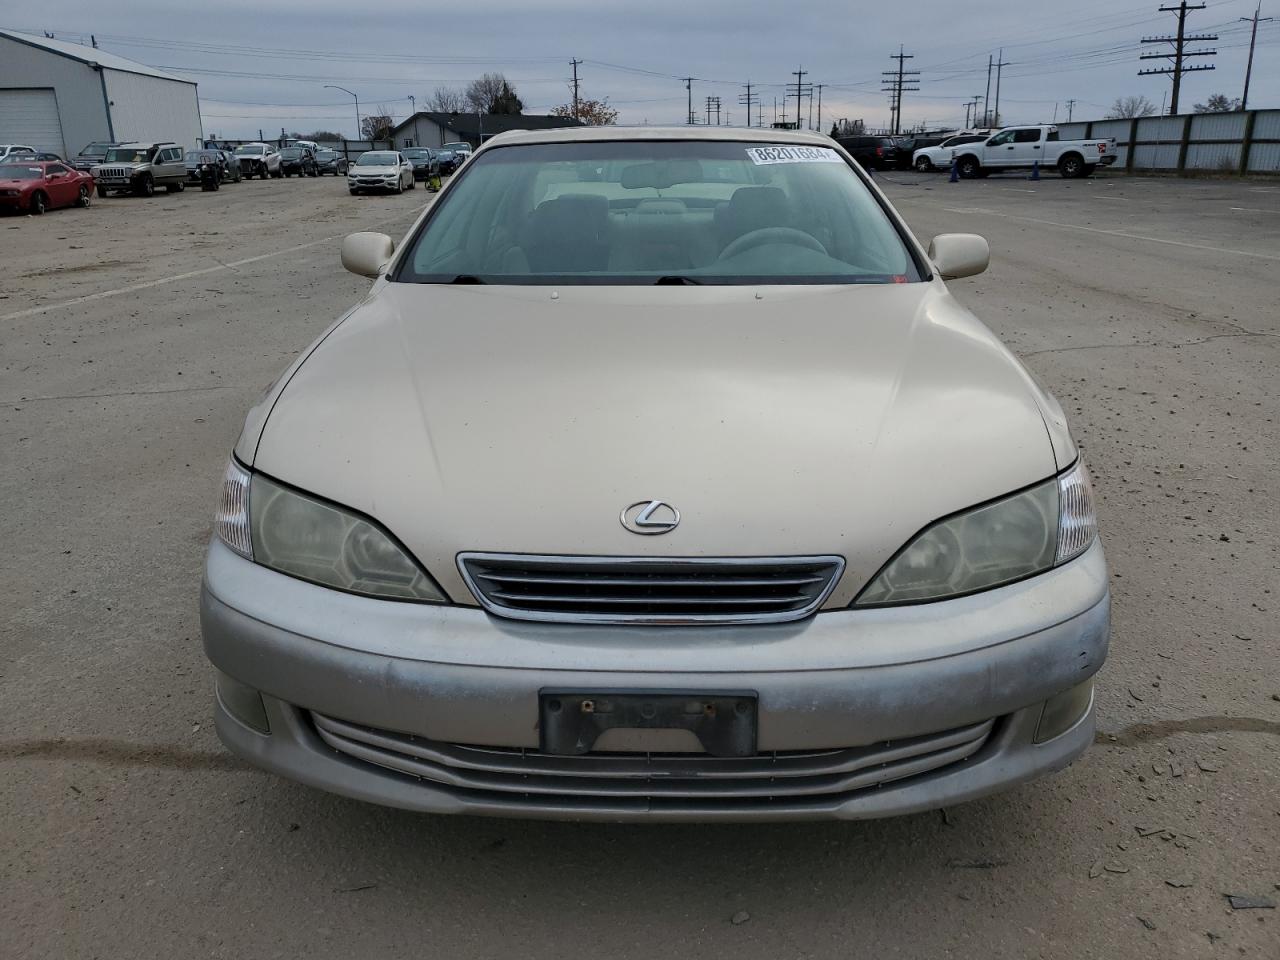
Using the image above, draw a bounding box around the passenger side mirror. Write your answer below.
[342,232,395,278]
[928,233,989,280]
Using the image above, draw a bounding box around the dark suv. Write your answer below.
[834,136,899,170]
[279,146,318,178]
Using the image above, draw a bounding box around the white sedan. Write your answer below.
[347,151,415,194]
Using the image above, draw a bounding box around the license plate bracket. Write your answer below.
[539,690,758,758]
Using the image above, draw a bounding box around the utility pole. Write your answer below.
[714,96,722,126]
[683,77,694,124]
[983,55,993,126]
[964,99,973,127]
[881,45,920,135]
[1240,2,1273,110]
[816,84,825,133]
[570,59,582,120]
[739,82,759,128]
[790,67,812,130]
[1139,2,1217,115]
[992,49,1010,128]
[706,95,712,126]
[1065,98,1077,122]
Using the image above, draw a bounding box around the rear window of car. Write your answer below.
[395,140,922,286]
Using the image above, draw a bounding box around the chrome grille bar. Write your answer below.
[458,553,845,625]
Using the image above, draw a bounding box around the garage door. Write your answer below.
[0,88,66,156]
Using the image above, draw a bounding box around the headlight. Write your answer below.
[855,460,1097,606]
[213,459,444,602]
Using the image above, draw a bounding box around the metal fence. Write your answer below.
[1056,110,1280,175]
[205,138,393,159]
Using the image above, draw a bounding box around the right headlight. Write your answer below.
[214,459,445,602]
[855,460,1097,606]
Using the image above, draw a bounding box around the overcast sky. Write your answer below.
[8,0,1279,138]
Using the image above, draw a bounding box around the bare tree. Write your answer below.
[427,86,466,112]
[1106,95,1157,119]
[465,73,522,114]
[1193,93,1242,113]
[360,107,394,142]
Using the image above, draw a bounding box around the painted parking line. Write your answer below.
[1230,206,1280,214]
[1,205,431,323]
[907,201,1280,262]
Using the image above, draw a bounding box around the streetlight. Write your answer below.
[408,94,417,148]
[324,85,361,142]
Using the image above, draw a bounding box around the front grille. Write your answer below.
[458,553,844,625]
[96,166,132,180]
[311,712,994,808]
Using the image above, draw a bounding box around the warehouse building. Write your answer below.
[391,111,583,151]
[0,30,202,159]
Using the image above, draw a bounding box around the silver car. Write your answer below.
[202,127,1108,821]
[346,150,415,194]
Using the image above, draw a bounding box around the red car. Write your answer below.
[0,159,95,214]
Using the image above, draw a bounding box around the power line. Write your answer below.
[570,58,582,120]
[1240,2,1274,109]
[790,67,813,130]
[1139,2,1218,115]
[881,45,919,135]
[738,82,759,127]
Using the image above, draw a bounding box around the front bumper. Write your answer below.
[201,539,1110,820]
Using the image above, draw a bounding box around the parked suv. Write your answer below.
[92,142,186,197]
[72,141,120,172]
[834,135,899,170]
[279,146,318,177]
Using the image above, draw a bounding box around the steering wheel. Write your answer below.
[718,227,827,262]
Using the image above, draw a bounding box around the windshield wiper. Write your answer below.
[446,275,486,284]
[654,275,702,285]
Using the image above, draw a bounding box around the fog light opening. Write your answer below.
[1034,679,1094,744]
[215,669,270,734]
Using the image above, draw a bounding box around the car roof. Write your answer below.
[478,125,837,153]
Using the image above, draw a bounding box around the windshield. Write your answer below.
[104,148,150,163]
[79,143,113,155]
[403,149,431,159]
[235,145,264,156]
[395,140,919,285]
[0,164,42,180]
[317,151,338,160]
[281,148,302,158]
[356,152,398,166]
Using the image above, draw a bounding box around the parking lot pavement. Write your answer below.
[2,175,1278,958]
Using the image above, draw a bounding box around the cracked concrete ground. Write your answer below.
[2,173,1278,958]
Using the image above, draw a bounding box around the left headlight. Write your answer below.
[855,460,1097,606]
[213,459,445,602]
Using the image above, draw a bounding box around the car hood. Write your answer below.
[250,281,1062,606]
[351,164,399,174]
[0,178,37,188]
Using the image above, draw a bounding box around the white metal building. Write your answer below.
[0,30,201,159]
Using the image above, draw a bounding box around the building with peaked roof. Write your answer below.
[0,30,202,158]
[391,111,584,151]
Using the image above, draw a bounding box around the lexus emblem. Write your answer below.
[621,500,681,535]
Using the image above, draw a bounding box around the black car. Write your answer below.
[72,141,120,172]
[279,146,318,177]
[435,149,460,176]
[185,149,242,185]
[314,149,349,176]
[891,135,947,170]
[401,147,438,180]
[834,136,899,170]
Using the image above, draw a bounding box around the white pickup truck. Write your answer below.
[951,125,1117,179]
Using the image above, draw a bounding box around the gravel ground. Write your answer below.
[1,172,1277,959]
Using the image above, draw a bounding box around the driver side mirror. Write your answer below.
[342,232,395,278]
[928,234,989,280]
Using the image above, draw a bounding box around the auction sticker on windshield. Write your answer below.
[745,145,843,165]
